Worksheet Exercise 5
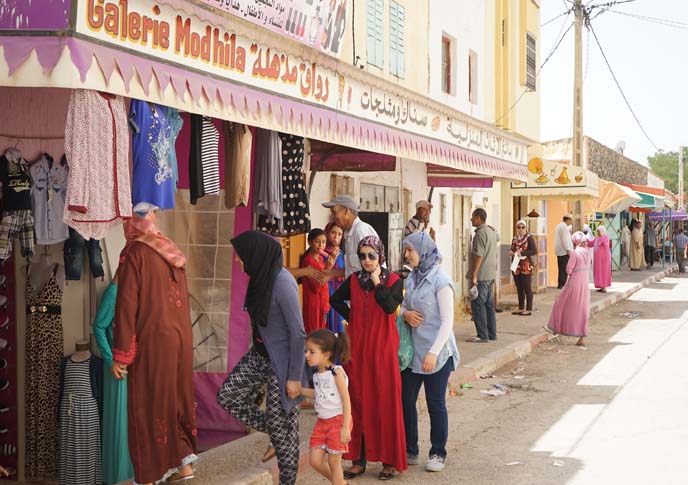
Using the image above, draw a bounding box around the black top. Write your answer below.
[0,154,32,211]
[329,275,404,321]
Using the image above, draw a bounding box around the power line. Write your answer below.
[604,9,688,30]
[542,10,570,27]
[494,17,574,126]
[588,21,659,151]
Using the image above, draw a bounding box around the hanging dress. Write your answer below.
[59,356,102,485]
[92,283,133,484]
[129,100,175,213]
[25,264,64,480]
[164,107,184,188]
[257,133,311,236]
[189,115,220,205]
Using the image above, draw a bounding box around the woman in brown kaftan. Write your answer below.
[112,213,197,484]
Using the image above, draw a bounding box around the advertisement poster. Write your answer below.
[200,0,348,58]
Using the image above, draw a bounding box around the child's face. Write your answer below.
[305,341,330,367]
[328,226,343,248]
[310,234,327,253]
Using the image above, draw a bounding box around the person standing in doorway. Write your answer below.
[554,214,574,289]
[404,200,436,241]
[675,228,688,274]
[630,220,646,271]
[508,220,537,316]
[644,221,657,269]
[322,195,379,277]
[465,208,498,343]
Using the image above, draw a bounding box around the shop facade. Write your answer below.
[1,0,530,480]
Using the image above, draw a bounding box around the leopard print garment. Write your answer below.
[24,265,63,480]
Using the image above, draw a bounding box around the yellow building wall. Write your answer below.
[338,0,430,94]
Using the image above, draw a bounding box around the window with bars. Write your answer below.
[389,1,405,78]
[526,32,537,90]
[366,0,384,68]
[441,35,452,94]
[330,174,355,199]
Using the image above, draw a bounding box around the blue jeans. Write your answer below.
[401,358,454,459]
[63,228,104,281]
[471,280,497,340]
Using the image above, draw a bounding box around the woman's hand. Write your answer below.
[403,310,424,327]
[371,265,382,286]
[340,426,351,444]
[422,353,438,372]
[507,250,514,258]
[286,380,302,399]
[111,362,128,380]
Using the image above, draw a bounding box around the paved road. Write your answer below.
[297,275,688,485]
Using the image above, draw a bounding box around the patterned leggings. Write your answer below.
[216,351,300,485]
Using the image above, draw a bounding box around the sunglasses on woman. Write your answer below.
[517,225,526,229]
[358,251,379,261]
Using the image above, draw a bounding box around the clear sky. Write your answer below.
[539,0,688,165]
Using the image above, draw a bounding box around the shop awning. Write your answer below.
[596,180,641,214]
[309,140,396,172]
[621,183,665,212]
[648,208,688,221]
[426,164,494,188]
[510,158,599,199]
[0,32,529,182]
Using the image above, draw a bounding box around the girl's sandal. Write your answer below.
[167,472,195,482]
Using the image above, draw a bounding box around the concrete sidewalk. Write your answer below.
[194,264,678,484]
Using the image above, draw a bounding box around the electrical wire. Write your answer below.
[604,9,688,30]
[588,22,660,151]
[494,15,573,126]
[542,10,570,27]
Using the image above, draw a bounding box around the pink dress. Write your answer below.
[593,236,612,289]
[548,247,591,337]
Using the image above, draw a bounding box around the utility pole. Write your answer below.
[572,0,584,230]
[680,146,685,210]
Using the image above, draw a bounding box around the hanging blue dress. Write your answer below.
[164,107,183,187]
[129,100,176,212]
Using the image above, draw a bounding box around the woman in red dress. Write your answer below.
[330,236,407,480]
[301,228,332,333]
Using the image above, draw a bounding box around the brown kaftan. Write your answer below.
[113,243,197,484]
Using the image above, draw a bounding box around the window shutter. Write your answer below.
[367,0,384,68]
[526,33,537,90]
[389,2,398,75]
[374,0,384,68]
[396,4,405,78]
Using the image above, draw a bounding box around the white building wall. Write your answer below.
[428,0,487,120]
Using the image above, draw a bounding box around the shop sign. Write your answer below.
[0,0,70,30]
[198,0,348,59]
[512,158,587,188]
[76,0,525,165]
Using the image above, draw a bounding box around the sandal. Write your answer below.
[378,469,395,480]
[166,472,195,482]
[519,311,532,316]
[261,445,276,463]
[465,337,488,343]
[343,467,366,480]
[511,310,525,315]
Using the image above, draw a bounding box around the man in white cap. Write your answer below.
[404,200,436,241]
[554,213,574,289]
[322,195,380,277]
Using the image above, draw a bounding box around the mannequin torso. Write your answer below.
[71,339,91,362]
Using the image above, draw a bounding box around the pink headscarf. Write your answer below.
[572,231,589,248]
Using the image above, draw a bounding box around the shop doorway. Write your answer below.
[452,194,472,296]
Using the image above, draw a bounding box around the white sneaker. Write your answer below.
[425,455,445,472]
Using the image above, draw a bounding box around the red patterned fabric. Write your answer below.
[124,212,186,269]
[112,336,138,366]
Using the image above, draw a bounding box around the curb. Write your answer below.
[228,265,676,484]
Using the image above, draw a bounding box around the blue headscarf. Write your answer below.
[404,232,442,285]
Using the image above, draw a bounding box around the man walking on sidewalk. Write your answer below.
[675,228,688,274]
[554,214,574,289]
[466,208,497,343]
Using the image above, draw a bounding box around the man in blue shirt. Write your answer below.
[675,228,688,274]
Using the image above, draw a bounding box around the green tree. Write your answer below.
[647,149,687,195]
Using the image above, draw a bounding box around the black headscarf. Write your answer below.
[230,230,283,327]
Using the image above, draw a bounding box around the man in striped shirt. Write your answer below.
[404,200,435,241]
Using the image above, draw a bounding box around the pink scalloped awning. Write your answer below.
[0,35,527,182]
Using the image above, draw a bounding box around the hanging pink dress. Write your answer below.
[593,235,612,289]
[548,246,591,337]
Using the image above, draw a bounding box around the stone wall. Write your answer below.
[586,137,649,185]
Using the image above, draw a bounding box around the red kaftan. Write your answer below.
[300,253,330,334]
[344,273,407,471]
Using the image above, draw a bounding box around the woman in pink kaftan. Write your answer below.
[548,231,591,346]
[593,226,612,292]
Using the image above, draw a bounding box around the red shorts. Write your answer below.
[309,415,352,454]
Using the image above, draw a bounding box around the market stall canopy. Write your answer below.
[510,158,599,199]
[596,180,641,214]
[648,208,688,222]
[622,184,665,212]
[309,140,396,172]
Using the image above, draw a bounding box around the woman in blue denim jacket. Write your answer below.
[400,232,460,473]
